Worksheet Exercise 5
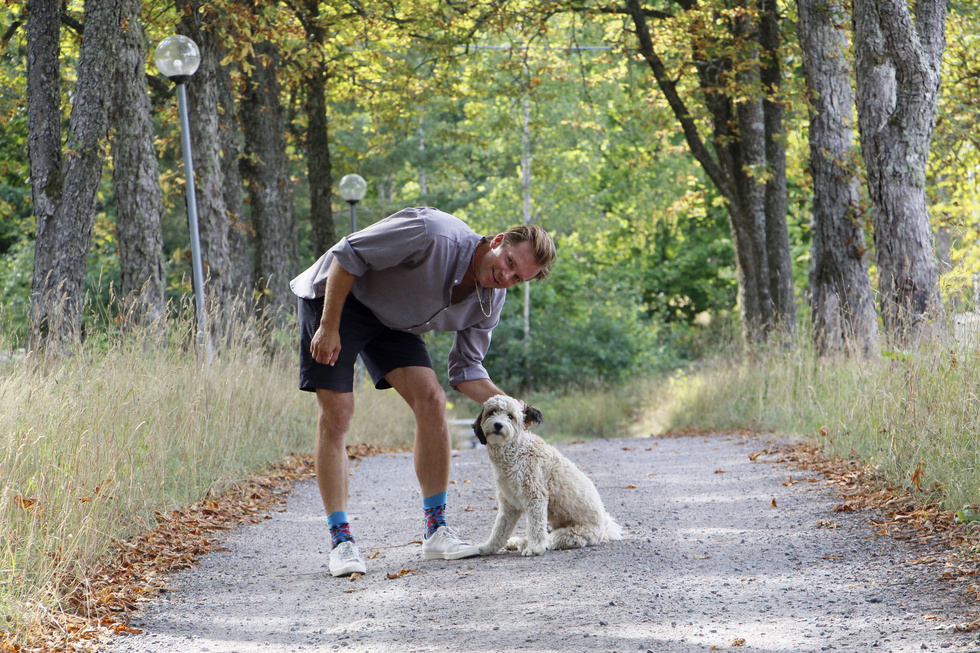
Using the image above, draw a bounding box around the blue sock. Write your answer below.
[328,510,354,548]
[423,492,448,538]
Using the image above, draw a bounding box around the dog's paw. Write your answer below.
[520,541,546,557]
[505,536,526,551]
[478,543,499,556]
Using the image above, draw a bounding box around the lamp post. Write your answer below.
[154,35,211,361]
[337,173,367,387]
[338,173,367,234]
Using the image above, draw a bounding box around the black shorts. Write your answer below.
[298,295,433,393]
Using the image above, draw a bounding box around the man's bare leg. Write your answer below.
[314,388,355,514]
[386,366,479,560]
[385,366,450,498]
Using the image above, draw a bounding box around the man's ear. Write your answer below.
[472,408,487,445]
[523,404,543,428]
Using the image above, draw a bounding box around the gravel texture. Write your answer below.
[108,433,979,653]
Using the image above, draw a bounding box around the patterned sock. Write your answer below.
[423,492,448,538]
[328,510,354,548]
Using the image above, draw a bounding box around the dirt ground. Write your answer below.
[107,433,980,653]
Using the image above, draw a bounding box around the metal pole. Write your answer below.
[349,201,357,233]
[176,82,212,363]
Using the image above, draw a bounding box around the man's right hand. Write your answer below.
[311,325,342,366]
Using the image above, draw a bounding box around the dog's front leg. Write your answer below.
[479,500,522,555]
[519,497,549,556]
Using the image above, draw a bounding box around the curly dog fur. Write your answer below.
[473,395,623,557]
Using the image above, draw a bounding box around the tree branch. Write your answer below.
[624,0,733,200]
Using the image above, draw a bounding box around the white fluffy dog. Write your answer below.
[473,395,623,557]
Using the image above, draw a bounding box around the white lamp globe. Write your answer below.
[154,35,201,79]
[338,174,367,204]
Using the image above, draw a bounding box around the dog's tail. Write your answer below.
[602,514,624,542]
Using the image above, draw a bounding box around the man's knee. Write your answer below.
[316,390,354,441]
[411,382,447,418]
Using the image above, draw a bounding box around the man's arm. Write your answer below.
[310,259,356,366]
[455,378,507,405]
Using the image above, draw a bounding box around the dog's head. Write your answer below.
[472,395,544,445]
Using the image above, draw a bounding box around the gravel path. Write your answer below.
[109,433,978,653]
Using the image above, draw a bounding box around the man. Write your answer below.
[290,206,556,577]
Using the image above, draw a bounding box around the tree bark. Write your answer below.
[854,0,947,347]
[760,0,796,336]
[798,0,879,357]
[111,0,166,328]
[215,52,251,298]
[299,0,337,257]
[27,0,124,355]
[178,0,232,321]
[241,40,298,321]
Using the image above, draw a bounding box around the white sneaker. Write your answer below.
[422,526,480,560]
[329,541,366,577]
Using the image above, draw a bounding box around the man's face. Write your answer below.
[477,236,543,289]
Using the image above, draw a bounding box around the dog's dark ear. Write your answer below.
[472,409,487,445]
[523,404,543,427]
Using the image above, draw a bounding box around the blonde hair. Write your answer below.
[500,224,556,281]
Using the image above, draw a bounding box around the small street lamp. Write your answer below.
[338,173,367,388]
[154,35,211,361]
[338,173,367,234]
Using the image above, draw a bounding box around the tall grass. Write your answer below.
[0,308,416,635]
[659,331,980,511]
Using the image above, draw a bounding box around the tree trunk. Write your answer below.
[854,0,947,347]
[241,40,298,321]
[27,0,124,355]
[25,0,61,246]
[178,0,232,321]
[111,0,166,328]
[760,0,796,336]
[215,53,251,298]
[798,0,879,357]
[298,0,337,257]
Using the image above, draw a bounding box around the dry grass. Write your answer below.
[0,312,416,640]
[657,333,980,512]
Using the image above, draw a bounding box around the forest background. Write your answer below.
[2,0,979,380]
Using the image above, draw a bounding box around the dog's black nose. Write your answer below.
[493,421,503,431]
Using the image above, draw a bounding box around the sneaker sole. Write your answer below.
[330,562,367,577]
[422,547,480,561]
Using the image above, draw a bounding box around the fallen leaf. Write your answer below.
[349,572,362,582]
[731,638,747,647]
[386,568,422,580]
[816,519,840,529]
[464,506,474,511]
[366,549,382,560]
[770,498,777,508]
[625,484,637,489]
[14,496,38,511]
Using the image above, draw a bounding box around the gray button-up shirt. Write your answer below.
[289,206,505,389]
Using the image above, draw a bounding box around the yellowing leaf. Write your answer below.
[386,568,421,580]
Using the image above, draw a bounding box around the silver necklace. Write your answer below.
[475,278,492,317]
[472,247,492,317]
